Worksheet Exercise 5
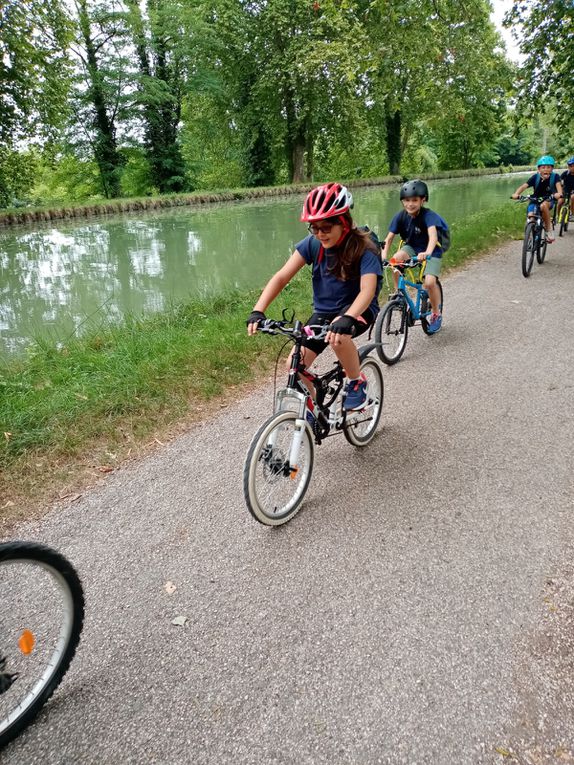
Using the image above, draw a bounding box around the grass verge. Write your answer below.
[0,203,525,524]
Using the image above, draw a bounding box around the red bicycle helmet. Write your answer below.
[300,182,353,222]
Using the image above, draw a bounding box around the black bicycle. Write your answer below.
[0,541,84,748]
[515,195,553,277]
[243,314,384,525]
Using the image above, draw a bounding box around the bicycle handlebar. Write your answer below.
[513,194,556,203]
[257,319,329,340]
[382,256,429,269]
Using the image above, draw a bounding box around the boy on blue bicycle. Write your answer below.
[382,179,449,334]
[511,155,563,243]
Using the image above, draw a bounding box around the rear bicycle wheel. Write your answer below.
[344,356,384,447]
[243,411,314,526]
[374,299,408,365]
[537,226,547,264]
[0,542,84,748]
[521,222,535,277]
[421,279,444,335]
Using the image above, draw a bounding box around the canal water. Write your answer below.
[0,173,528,359]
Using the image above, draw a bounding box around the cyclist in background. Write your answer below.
[558,157,574,222]
[382,179,448,334]
[246,182,382,411]
[511,155,563,243]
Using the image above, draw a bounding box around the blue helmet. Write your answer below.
[537,155,555,167]
[567,157,574,166]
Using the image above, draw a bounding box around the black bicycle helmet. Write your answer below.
[399,179,429,201]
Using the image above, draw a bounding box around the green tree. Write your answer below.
[506,0,574,132]
[71,0,126,198]
[0,0,73,205]
[211,0,371,184]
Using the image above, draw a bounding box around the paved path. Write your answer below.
[3,234,574,764]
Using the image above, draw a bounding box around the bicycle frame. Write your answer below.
[558,191,572,225]
[386,260,430,322]
[260,317,374,445]
[274,321,346,445]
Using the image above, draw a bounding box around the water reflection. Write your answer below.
[0,174,527,358]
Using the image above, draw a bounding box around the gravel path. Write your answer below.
[2,233,574,764]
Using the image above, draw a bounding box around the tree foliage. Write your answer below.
[506,0,574,133]
[0,0,530,206]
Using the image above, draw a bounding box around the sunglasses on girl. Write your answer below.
[308,220,340,235]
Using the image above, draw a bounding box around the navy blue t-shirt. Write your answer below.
[388,207,447,257]
[560,170,574,195]
[295,235,382,316]
[526,172,560,197]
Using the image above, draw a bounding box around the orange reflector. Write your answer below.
[18,629,35,655]
[289,467,299,480]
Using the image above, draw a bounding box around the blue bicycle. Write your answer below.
[374,257,443,365]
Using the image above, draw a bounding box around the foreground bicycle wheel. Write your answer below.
[244,411,315,526]
[536,228,548,264]
[0,542,84,748]
[374,299,409,365]
[343,357,384,446]
[521,222,535,277]
[421,279,444,335]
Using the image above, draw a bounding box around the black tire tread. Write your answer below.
[0,541,84,748]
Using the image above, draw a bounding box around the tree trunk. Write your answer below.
[76,0,122,198]
[385,104,402,175]
[292,142,305,183]
[125,0,186,194]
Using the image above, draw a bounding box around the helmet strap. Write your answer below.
[334,216,351,247]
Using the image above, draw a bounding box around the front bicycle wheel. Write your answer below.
[374,299,409,365]
[343,357,384,447]
[243,411,314,526]
[421,279,444,335]
[0,542,84,748]
[536,227,547,264]
[521,222,535,277]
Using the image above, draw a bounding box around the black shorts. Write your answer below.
[302,308,375,356]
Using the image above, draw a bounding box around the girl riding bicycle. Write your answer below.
[247,182,382,411]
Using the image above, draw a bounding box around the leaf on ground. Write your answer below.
[171,615,187,627]
[494,746,512,757]
[98,465,114,473]
[165,581,177,595]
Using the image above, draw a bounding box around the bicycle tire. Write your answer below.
[343,356,384,447]
[521,222,535,277]
[243,411,314,526]
[374,299,409,365]
[0,541,84,748]
[537,227,547,264]
[421,279,444,335]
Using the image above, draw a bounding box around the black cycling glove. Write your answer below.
[328,314,356,335]
[247,310,266,327]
